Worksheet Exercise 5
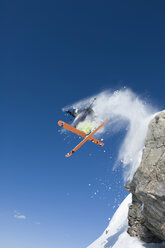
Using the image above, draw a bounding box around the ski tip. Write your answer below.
[58,120,64,127]
[65,152,72,157]
[65,150,75,157]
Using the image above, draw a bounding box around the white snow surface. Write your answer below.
[87,194,165,248]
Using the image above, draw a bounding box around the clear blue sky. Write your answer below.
[1,1,165,248]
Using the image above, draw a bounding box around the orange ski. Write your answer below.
[58,121,104,146]
[65,120,108,157]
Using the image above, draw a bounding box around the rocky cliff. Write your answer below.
[126,111,165,243]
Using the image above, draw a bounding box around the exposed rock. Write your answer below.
[126,111,165,243]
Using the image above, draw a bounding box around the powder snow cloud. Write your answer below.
[63,88,157,181]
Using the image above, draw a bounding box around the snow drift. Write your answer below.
[87,194,165,248]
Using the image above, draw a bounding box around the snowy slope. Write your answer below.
[87,194,165,248]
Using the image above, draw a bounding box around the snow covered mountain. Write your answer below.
[87,194,165,248]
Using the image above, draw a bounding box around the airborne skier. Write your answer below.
[58,98,108,157]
